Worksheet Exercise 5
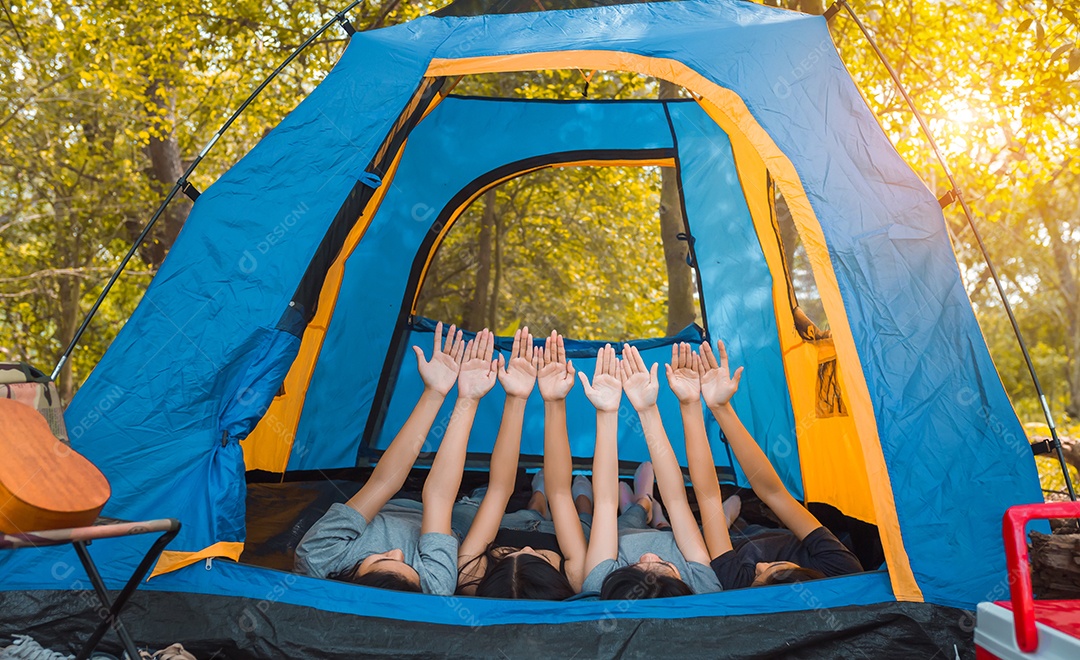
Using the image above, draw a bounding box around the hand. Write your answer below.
[699,341,743,408]
[499,326,539,400]
[414,321,464,396]
[665,342,702,405]
[578,344,622,412]
[537,330,576,401]
[458,329,501,401]
[619,345,659,411]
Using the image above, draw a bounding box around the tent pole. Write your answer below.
[51,1,365,383]
[836,0,1076,501]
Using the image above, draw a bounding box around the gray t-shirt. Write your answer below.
[295,501,458,596]
[582,527,722,594]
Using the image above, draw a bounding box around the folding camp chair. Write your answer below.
[0,517,180,660]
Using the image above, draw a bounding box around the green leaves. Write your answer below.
[1,0,1077,425]
[832,0,1080,421]
[415,70,679,341]
[417,163,676,342]
[0,0,441,396]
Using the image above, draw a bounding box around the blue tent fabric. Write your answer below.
[666,102,802,494]
[289,96,682,470]
[294,96,801,495]
[0,0,1044,619]
[218,327,301,444]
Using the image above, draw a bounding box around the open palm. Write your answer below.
[699,341,743,408]
[458,329,500,400]
[499,327,538,399]
[620,345,659,411]
[537,331,575,401]
[414,322,464,396]
[665,342,701,405]
[579,344,622,412]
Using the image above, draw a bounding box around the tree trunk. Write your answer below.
[1068,328,1080,420]
[1030,531,1080,599]
[488,206,502,330]
[1042,212,1080,419]
[140,82,192,267]
[53,200,80,403]
[466,189,496,329]
[794,0,826,15]
[659,80,697,336]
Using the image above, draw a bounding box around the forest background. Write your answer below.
[2,0,1078,494]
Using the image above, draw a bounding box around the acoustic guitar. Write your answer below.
[0,398,110,534]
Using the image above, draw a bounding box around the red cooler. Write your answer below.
[975,502,1080,659]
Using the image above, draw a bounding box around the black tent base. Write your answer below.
[1,590,974,659]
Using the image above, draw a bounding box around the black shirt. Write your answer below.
[492,528,563,556]
[491,528,567,574]
[709,527,863,590]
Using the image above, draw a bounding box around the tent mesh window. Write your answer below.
[816,357,848,418]
[415,164,702,340]
[769,174,831,341]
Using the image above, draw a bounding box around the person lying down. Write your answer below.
[294,325,594,598]
[294,322,500,595]
[456,330,594,600]
[580,340,864,598]
[580,342,723,597]
[686,341,865,589]
[295,325,863,598]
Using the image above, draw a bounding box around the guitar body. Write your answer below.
[0,398,110,533]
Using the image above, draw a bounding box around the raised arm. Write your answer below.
[537,331,589,590]
[345,322,463,522]
[666,343,732,559]
[580,344,622,581]
[621,345,710,565]
[422,329,499,536]
[458,328,538,587]
[700,341,821,540]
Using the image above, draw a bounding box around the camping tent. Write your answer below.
[0,0,1044,656]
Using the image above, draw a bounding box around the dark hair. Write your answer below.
[761,566,826,585]
[327,563,423,593]
[461,551,576,600]
[599,565,694,600]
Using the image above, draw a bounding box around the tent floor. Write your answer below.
[240,468,885,573]
[0,589,974,659]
